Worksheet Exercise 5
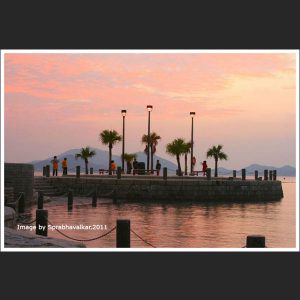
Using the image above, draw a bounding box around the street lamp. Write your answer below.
[121,110,127,173]
[190,112,196,174]
[147,105,153,173]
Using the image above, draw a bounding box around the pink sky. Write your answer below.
[4,52,297,169]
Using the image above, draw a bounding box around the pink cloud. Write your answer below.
[5,53,295,103]
[4,52,296,166]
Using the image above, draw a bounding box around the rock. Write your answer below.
[5,206,16,228]
[4,227,86,248]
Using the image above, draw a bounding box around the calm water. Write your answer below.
[28,176,296,248]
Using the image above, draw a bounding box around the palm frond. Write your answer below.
[100,129,122,146]
[166,138,186,156]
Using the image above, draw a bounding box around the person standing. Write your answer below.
[133,158,138,175]
[202,160,208,176]
[62,157,68,175]
[156,159,161,176]
[127,160,132,174]
[51,156,59,176]
[111,160,117,174]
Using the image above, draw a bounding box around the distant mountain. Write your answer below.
[243,164,295,176]
[29,150,295,176]
[29,148,178,173]
[277,165,296,176]
[216,164,296,176]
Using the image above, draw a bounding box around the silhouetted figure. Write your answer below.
[127,161,132,174]
[202,160,208,176]
[133,158,138,175]
[156,160,161,176]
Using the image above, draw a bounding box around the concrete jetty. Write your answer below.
[4,163,283,205]
[40,175,284,202]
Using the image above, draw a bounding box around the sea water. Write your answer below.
[28,176,296,249]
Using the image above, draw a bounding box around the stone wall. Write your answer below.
[4,187,14,204]
[43,176,284,202]
[5,163,34,205]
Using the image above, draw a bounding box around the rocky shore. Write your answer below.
[4,205,85,249]
[4,227,85,248]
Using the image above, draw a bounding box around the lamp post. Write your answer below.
[121,110,127,173]
[147,105,153,173]
[190,112,195,174]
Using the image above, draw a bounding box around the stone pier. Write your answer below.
[41,175,284,202]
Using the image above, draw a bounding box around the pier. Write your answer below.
[4,163,284,206]
[39,174,283,202]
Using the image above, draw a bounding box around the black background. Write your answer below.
[0,0,299,298]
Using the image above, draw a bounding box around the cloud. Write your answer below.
[5,53,295,104]
[4,52,296,165]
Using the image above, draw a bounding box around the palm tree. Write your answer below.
[182,142,192,176]
[99,129,122,175]
[166,138,187,176]
[122,153,137,163]
[75,147,96,175]
[122,153,137,174]
[206,145,228,177]
[142,132,161,173]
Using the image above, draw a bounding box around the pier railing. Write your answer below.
[18,212,156,248]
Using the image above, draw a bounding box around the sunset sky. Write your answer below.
[3,51,297,169]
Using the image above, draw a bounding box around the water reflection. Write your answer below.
[26,180,295,248]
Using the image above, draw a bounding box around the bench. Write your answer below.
[98,169,160,175]
[190,170,205,176]
[99,169,117,175]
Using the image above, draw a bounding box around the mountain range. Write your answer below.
[30,148,178,173]
[29,148,296,176]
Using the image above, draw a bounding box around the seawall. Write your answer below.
[41,176,284,202]
[5,163,34,206]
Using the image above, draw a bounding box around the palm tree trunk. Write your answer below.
[214,158,218,177]
[184,153,187,175]
[85,159,88,175]
[109,145,112,175]
[150,144,154,174]
[176,154,182,176]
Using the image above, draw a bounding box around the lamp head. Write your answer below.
[121,109,127,117]
[147,105,153,112]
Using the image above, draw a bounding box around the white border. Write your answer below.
[2,49,298,54]
[295,50,299,251]
[1,50,5,252]
[1,49,299,252]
